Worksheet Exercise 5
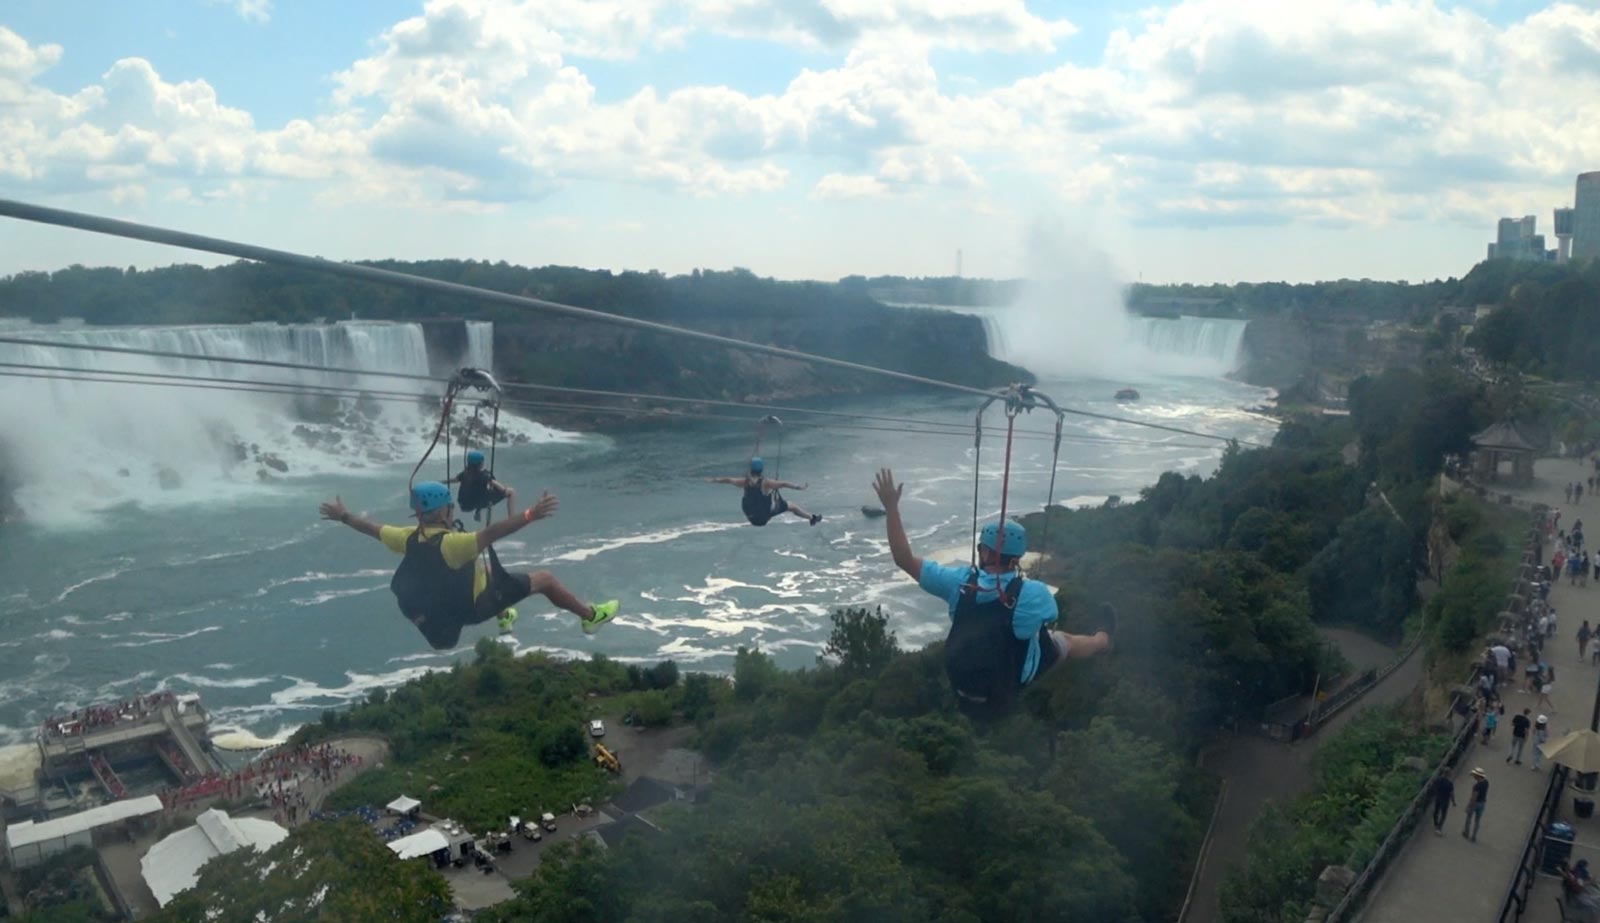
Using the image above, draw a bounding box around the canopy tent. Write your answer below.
[386,795,421,815]
[387,828,449,860]
[141,808,288,906]
[5,795,163,868]
[1541,729,1600,773]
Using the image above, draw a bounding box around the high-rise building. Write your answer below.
[1487,215,1549,262]
[1575,172,1600,262]
[1554,207,1575,263]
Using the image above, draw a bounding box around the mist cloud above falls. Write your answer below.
[993,221,1248,381]
[996,222,1135,381]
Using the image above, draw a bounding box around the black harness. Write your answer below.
[456,467,495,511]
[389,527,518,650]
[943,569,1029,722]
[390,528,476,646]
[741,477,780,526]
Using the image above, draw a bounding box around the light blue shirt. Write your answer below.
[917,560,1060,684]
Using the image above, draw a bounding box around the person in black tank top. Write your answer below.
[707,457,822,526]
[448,450,514,521]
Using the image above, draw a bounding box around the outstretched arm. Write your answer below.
[768,479,807,490]
[873,468,921,580]
[705,477,745,486]
[319,497,383,541]
[476,491,559,553]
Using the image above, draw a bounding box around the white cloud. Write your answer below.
[233,0,272,24]
[812,172,889,199]
[6,0,1600,247]
[695,0,1076,53]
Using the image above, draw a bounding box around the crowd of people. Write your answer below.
[41,691,179,738]
[157,742,363,825]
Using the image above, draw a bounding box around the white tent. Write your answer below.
[386,828,449,860]
[141,808,288,906]
[386,795,421,815]
[5,795,164,868]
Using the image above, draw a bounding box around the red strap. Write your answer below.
[993,410,1018,605]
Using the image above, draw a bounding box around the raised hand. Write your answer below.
[529,491,559,522]
[872,468,903,510]
[318,496,349,522]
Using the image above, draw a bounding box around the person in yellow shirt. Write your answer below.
[318,481,618,649]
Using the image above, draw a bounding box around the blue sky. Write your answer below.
[1,0,1597,286]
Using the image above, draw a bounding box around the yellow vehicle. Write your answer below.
[594,742,621,774]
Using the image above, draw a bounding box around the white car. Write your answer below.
[588,719,605,738]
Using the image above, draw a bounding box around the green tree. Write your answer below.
[823,606,899,676]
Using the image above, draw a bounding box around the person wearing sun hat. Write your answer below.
[1462,767,1489,842]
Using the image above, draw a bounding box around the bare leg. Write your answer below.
[527,570,594,620]
[1055,630,1113,659]
[786,503,816,521]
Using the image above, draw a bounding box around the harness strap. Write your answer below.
[991,407,1019,605]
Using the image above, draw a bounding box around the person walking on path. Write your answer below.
[1539,668,1558,715]
[1482,703,1501,745]
[1533,715,1551,771]
[1580,620,1592,663]
[1462,768,1489,841]
[1508,708,1533,764]
[1431,773,1457,835]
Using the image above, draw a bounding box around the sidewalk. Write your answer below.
[1360,456,1598,923]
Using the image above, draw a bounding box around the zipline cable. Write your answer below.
[0,197,1257,447]
[0,339,1257,449]
[0,365,1231,451]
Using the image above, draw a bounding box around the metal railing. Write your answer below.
[1323,699,1481,923]
[1496,764,1571,922]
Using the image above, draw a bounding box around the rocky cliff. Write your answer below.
[423,307,1027,426]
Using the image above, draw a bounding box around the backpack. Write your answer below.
[943,570,1029,723]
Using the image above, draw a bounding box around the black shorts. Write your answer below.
[1034,626,1062,677]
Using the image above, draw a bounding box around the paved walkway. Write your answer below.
[1184,627,1418,923]
[1361,457,1597,923]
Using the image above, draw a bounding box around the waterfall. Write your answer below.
[1128,316,1249,375]
[464,322,494,372]
[0,320,563,520]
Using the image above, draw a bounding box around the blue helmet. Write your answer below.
[410,481,453,514]
[749,457,764,474]
[466,449,485,467]
[979,520,1027,556]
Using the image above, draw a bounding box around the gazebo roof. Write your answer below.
[1473,421,1537,452]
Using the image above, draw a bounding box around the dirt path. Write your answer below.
[1183,626,1418,923]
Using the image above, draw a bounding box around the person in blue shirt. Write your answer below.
[871,468,1113,720]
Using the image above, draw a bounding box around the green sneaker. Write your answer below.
[582,601,619,635]
[497,608,519,634]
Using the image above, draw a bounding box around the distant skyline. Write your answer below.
[1,0,1598,286]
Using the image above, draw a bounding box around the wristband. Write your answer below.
[523,507,534,524]
[340,512,350,524]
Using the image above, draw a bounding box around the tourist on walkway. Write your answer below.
[1492,643,1513,682]
[1508,708,1533,764]
[1462,768,1489,842]
[1580,621,1592,663]
[1431,773,1456,835]
[1483,702,1502,745]
[1539,669,1558,715]
[1533,715,1551,770]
